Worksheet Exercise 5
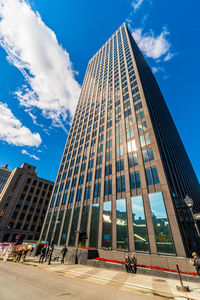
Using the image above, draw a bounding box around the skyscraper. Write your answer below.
[41,23,200,258]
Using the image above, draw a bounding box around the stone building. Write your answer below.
[0,164,11,194]
[0,163,54,242]
[40,23,200,260]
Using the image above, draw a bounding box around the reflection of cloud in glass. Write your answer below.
[103,201,111,212]
[149,192,167,219]
[103,214,111,223]
[116,198,126,212]
[131,196,145,219]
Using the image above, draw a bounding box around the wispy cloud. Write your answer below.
[132,27,174,61]
[0,0,81,129]
[22,149,40,160]
[132,0,144,12]
[0,102,41,147]
[152,66,165,73]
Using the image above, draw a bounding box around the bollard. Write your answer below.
[176,264,190,292]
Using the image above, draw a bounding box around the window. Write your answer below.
[74,166,79,175]
[126,127,134,140]
[116,134,123,144]
[133,93,140,103]
[88,159,94,169]
[138,121,147,133]
[145,166,159,186]
[94,182,101,198]
[142,148,154,163]
[148,192,175,254]
[116,145,123,158]
[127,139,137,153]
[105,164,112,176]
[106,150,112,161]
[116,175,125,193]
[86,172,92,182]
[76,188,83,202]
[131,196,149,252]
[104,179,112,195]
[125,117,133,128]
[98,144,103,153]
[79,175,84,185]
[68,190,75,203]
[116,198,128,250]
[95,168,102,179]
[128,153,138,167]
[136,111,145,121]
[106,140,112,149]
[140,133,151,147]
[134,101,142,111]
[116,159,124,172]
[107,128,112,139]
[130,171,141,189]
[71,178,77,188]
[81,163,86,172]
[97,155,102,165]
[115,123,122,133]
[84,186,91,200]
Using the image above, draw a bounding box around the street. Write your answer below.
[0,261,170,300]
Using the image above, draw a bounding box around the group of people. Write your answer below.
[39,244,68,265]
[125,254,137,274]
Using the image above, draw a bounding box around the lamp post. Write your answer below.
[184,195,200,238]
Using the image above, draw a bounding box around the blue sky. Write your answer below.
[0,0,199,182]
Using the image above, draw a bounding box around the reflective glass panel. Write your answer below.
[68,207,80,246]
[89,204,99,248]
[131,196,149,252]
[60,209,72,245]
[149,192,175,255]
[41,213,51,241]
[116,199,128,250]
[102,201,112,249]
[47,213,56,243]
[54,210,64,244]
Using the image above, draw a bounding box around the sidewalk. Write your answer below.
[23,256,200,300]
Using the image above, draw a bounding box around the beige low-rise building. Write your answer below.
[0,164,11,194]
[0,163,54,242]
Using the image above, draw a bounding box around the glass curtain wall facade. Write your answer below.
[40,23,200,257]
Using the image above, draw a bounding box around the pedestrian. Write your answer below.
[60,245,68,264]
[190,252,200,276]
[125,253,131,273]
[39,245,46,264]
[130,254,137,274]
[48,244,54,265]
[44,245,49,262]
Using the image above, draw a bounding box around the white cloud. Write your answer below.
[132,27,173,60]
[22,149,39,160]
[0,102,41,147]
[152,66,165,73]
[0,0,81,128]
[164,52,175,61]
[132,0,144,12]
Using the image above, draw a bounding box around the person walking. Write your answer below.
[60,245,68,264]
[44,245,49,262]
[190,252,200,276]
[48,244,54,265]
[130,254,137,274]
[39,245,46,264]
[125,253,131,273]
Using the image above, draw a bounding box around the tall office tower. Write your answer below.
[0,164,11,194]
[41,23,200,258]
[0,163,54,242]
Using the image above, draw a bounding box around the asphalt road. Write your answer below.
[0,261,168,300]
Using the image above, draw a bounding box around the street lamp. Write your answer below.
[184,195,200,238]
